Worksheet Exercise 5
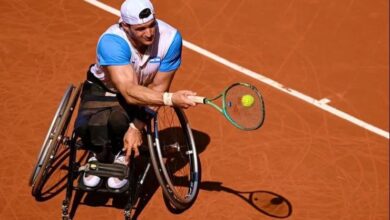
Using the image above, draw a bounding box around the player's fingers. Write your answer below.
[183,90,197,97]
[180,103,190,109]
[181,94,196,106]
[125,146,132,163]
[133,145,140,157]
[185,101,196,107]
[172,92,196,107]
[177,90,196,96]
[122,139,129,154]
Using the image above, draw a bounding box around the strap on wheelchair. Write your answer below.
[79,161,129,180]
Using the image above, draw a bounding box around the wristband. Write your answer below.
[163,92,173,106]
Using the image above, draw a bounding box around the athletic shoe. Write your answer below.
[107,154,128,189]
[82,156,101,188]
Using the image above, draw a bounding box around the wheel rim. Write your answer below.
[152,107,200,207]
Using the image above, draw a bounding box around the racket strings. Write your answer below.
[224,85,264,130]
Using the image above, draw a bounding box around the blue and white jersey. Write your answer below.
[90,19,182,89]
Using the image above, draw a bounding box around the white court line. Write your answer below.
[83,0,389,139]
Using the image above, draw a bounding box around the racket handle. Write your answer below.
[188,95,206,104]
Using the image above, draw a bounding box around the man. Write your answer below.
[75,0,196,191]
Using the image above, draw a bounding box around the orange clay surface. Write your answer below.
[0,0,388,219]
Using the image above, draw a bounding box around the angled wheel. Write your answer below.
[29,84,82,198]
[147,107,200,210]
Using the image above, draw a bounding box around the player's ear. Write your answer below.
[120,22,130,30]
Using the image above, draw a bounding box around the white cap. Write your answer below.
[120,0,155,25]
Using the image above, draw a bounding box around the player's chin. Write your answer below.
[142,38,154,45]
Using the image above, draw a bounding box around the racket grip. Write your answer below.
[188,95,205,104]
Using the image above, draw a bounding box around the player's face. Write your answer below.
[128,19,156,46]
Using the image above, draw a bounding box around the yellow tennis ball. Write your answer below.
[241,94,255,107]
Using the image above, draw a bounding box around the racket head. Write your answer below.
[222,82,265,130]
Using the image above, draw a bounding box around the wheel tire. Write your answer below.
[29,84,81,198]
[148,107,200,210]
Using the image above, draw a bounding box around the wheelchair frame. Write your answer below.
[28,84,201,220]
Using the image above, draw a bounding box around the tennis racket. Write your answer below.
[188,82,265,131]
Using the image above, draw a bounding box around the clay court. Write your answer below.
[0,0,388,219]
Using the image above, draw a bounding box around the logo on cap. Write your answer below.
[139,8,151,19]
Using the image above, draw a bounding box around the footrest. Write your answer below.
[79,161,129,179]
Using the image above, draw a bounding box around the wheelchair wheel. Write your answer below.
[147,107,200,210]
[29,84,82,197]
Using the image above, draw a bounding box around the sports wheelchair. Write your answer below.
[28,84,201,220]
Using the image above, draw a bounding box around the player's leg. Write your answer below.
[106,104,156,190]
[75,77,120,188]
[106,105,132,190]
[108,105,131,154]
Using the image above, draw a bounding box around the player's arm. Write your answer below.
[147,70,175,106]
[146,30,194,107]
[107,65,166,106]
[129,29,188,129]
[126,69,176,131]
[107,65,195,107]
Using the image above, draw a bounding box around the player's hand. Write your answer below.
[172,90,197,108]
[123,126,142,162]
